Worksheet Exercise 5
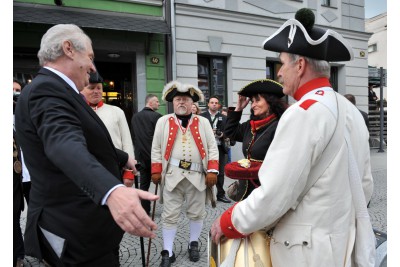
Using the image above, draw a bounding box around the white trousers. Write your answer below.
[162,178,206,228]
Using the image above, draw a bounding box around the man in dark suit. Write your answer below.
[131,94,162,215]
[14,24,158,267]
[344,94,370,130]
[200,96,231,203]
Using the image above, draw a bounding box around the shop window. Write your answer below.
[197,55,227,108]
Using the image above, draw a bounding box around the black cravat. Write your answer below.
[176,113,192,128]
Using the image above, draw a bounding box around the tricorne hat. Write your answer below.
[89,71,103,84]
[238,79,284,98]
[262,8,354,62]
[162,80,204,102]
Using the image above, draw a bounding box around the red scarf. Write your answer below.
[250,114,277,134]
[247,114,277,160]
[88,100,104,109]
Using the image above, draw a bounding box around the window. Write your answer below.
[197,55,227,107]
[266,60,338,93]
[368,44,377,53]
[321,0,331,6]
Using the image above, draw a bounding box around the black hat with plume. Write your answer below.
[262,8,354,62]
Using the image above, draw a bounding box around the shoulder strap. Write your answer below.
[294,93,346,208]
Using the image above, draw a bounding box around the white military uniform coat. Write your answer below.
[222,78,374,267]
[151,114,219,204]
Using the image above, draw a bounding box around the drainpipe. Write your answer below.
[170,0,177,81]
[164,0,176,113]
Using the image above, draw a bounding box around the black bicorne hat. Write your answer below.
[262,8,354,62]
[238,79,284,98]
[89,71,103,84]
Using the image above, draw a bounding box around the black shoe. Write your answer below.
[217,195,231,203]
[188,241,200,262]
[160,250,176,267]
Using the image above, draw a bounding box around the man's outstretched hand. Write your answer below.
[107,187,159,238]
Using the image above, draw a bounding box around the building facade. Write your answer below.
[13,0,372,132]
[171,0,371,160]
[13,0,171,121]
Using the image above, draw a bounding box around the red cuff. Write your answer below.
[151,163,162,174]
[220,203,247,239]
[207,160,219,171]
[122,170,135,180]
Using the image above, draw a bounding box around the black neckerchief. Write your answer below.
[176,113,192,128]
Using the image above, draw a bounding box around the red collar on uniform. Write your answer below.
[293,78,331,101]
[88,100,104,109]
[250,114,277,133]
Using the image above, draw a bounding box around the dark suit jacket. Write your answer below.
[200,110,229,153]
[131,107,162,169]
[14,68,128,264]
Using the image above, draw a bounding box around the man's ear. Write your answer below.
[297,57,306,76]
[62,40,74,59]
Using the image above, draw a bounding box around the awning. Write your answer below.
[13,3,170,35]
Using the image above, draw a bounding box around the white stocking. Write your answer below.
[162,227,177,256]
[189,220,203,244]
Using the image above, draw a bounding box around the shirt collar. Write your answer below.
[293,77,331,101]
[44,66,79,94]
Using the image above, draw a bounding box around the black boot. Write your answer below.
[159,250,176,267]
[188,241,200,262]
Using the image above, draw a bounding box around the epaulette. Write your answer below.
[299,99,317,110]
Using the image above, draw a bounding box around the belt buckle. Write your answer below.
[179,160,192,170]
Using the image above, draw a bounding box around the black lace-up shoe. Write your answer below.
[188,241,200,262]
[217,195,232,203]
[159,250,176,267]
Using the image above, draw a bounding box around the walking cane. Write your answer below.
[133,172,146,267]
[146,183,158,267]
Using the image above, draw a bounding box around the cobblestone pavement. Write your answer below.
[20,148,387,266]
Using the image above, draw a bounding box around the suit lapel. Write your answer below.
[41,68,118,155]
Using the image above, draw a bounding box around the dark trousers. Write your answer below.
[23,181,31,204]
[139,168,152,215]
[13,210,25,265]
[39,230,120,267]
[216,146,227,198]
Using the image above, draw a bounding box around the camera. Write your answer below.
[215,116,223,137]
[13,91,21,102]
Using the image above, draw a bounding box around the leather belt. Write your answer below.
[169,158,203,172]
